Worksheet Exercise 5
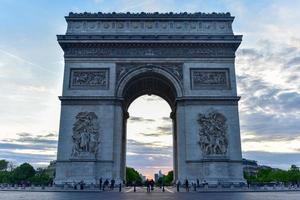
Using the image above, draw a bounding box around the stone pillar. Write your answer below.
[176,104,187,182]
[170,111,178,181]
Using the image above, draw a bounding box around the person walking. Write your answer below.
[103,179,109,191]
[176,180,181,192]
[146,179,150,193]
[99,178,102,190]
[110,179,115,190]
[150,179,154,191]
[185,179,189,192]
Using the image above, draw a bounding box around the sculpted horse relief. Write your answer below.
[198,110,228,156]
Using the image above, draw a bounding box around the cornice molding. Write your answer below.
[66,12,233,19]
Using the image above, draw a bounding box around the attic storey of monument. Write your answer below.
[54,12,245,185]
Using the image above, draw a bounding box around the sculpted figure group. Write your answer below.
[71,112,100,157]
[198,110,228,155]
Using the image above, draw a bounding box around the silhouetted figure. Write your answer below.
[176,180,181,192]
[133,181,136,192]
[110,179,115,190]
[119,183,122,192]
[80,181,84,190]
[99,178,102,190]
[146,179,150,193]
[73,181,77,190]
[197,179,200,188]
[185,179,189,192]
[150,179,154,191]
[103,179,109,191]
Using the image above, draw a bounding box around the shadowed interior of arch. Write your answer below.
[121,71,178,111]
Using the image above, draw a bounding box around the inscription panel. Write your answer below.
[190,68,230,90]
[70,68,109,89]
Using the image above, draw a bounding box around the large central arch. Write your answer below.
[117,65,182,180]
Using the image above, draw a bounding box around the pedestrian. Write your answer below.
[146,179,150,193]
[185,179,189,192]
[150,179,154,191]
[99,178,102,190]
[110,179,115,190]
[197,179,200,188]
[119,183,122,192]
[80,181,84,190]
[176,180,181,192]
[103,179,109,191]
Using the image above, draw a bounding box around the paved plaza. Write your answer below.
[1,187,300,200]
[1,189,300,200]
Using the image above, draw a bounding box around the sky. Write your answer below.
[0,0,300,178]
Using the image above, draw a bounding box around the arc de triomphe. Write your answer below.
[54,12,245,184]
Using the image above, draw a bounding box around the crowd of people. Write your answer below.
[71,178,205,192]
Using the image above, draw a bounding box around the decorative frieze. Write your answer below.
[190,68,230,90]
[66,20,233,35]
[70,69,109,89]
[64,46,235,58]
[198,110,228,156]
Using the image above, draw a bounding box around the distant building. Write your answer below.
[139,173,146,182]
[154,170,164,182]
[242,158,258,176]
[154,173,158,182]
[46,160,56,178]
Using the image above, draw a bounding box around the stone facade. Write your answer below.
[55,12,245,185]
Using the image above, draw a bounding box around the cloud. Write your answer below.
[236,39,300,158]
[139,132,171,137]
[242,135,299,143]
[5,132,59,145]
[156,125,172,133]
[0,132,57,167]
[129,116,155,122]
[243,151,300,170]
[161,117,171,122]
[0,150,56,167]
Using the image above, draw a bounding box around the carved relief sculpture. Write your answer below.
[191,69,229,89]
[71,112,100,158]
[70,69,108,89]
[197,110,228,156]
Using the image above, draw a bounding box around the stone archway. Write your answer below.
[54,12,245,185]
[116,65,182,181]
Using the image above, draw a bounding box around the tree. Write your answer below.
[12,163,35,183]
[30,172,52,185]
[157,170,173,186]
[126,167,142,186]
[0,160,9,171]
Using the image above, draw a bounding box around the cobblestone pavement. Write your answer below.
[1,187,300,200]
